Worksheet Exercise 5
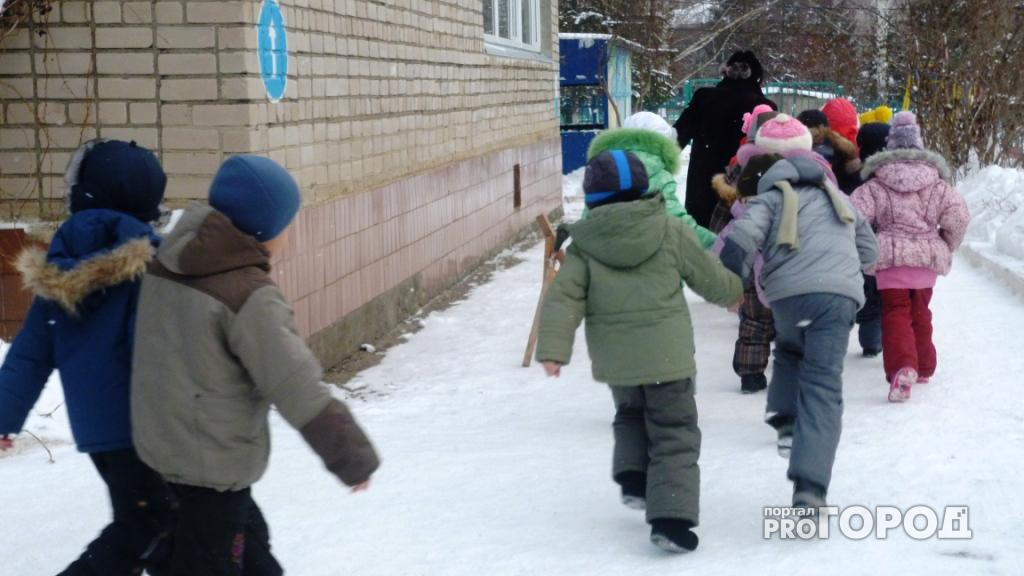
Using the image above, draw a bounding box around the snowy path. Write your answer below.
[2,242,1022,575]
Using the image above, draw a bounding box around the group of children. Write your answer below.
[0,100,971,565]
[536,101,969,552]
[0,141,380,575]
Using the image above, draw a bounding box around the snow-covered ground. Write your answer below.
[2,156,1023,575]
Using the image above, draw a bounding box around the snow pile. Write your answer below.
[959,165,1024,260]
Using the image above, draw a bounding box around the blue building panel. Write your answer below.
[559,36,607,86]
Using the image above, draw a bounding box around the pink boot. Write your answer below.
[888,367,917,403]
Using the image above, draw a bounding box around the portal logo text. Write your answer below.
[763,506,972,540]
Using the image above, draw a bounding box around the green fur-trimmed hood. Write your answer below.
[587,128,682,174]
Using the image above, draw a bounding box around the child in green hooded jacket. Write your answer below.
[586,112,716,249]
[537,150,742,553]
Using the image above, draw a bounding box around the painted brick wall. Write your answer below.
[1,0,559,213]
[0,0,562,358]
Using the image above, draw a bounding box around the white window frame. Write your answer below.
[483,0,542,53]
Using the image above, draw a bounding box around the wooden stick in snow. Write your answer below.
[523,215,558,368]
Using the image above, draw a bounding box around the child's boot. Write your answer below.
[741,373,767,394]
[792,477,828,510]
[767,414,794,458]
[888,367,917,402]
[650,519,699,553]
[614,471,646,510]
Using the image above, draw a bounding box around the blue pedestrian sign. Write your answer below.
[257,0,288,102]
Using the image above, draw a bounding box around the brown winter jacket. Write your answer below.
[131,205,379,491]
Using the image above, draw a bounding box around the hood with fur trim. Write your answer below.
[16,210,158,315]
[587,128,681,175]
[713,173,739,205]
[860,148,952,184]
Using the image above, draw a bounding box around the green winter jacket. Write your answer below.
[536,196,742,386]
[587,128,717,249]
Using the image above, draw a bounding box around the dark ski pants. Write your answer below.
[857,274,882,353]
[169,484,283,576]
[58,448,176,576]
[734,286,775,378]
[610,378,701,525]
[766,294,857,491]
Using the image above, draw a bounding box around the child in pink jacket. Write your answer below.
[851,112,970,402]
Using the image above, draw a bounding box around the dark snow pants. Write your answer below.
[58,448,176,576]
[857,274,882,354]
[610,378,701,525]
[168,484,283,576]
[734,285,775,378]
[767,294,857,491]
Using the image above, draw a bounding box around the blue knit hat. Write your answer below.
[209,155,301,241]
[583,150,649,210]
[69,140,166,222]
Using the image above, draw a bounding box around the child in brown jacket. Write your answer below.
[132,155,379,575]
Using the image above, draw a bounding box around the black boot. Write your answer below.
[740,374,768,394]
[650,519,699,553]
[614,471,646,510]
[792,477,828,510]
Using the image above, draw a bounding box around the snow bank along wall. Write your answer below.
[0,0,563,361]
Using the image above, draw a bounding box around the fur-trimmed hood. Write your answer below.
[587,128,681,174]
[713,173,739,205]
[16,210,158,315]
[861,148,952,183]
[826,130,858,162]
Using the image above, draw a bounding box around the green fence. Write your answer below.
[652,80,845,121]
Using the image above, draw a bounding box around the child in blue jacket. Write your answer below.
[0,140,175,575]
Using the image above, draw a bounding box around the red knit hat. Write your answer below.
[822,98,860,144]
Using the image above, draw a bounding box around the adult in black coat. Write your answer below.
[674,51,776,228]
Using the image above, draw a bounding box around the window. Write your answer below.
[483,0,541,52]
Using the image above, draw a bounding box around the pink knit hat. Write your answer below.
[755,114,813,155]
[742,104,775,137]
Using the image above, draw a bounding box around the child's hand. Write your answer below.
[542,361,562,378]
[351,479,371,493]
[727,295,745,314]
[0,435,13,452]
[553,250,566,264]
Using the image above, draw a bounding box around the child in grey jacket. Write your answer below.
[719,143,878,509]
[132,156,379,575]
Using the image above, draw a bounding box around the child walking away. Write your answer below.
[851,112,970,402]
[0,140,176,575]
[718,119,879,509]
[852,122,893,358]
[796,108,863,194]
[131,155,380,575]
[712,154,785,394]
[588,111,717,248]
[536,150,742,552]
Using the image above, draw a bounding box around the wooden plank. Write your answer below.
[523,215,559,367]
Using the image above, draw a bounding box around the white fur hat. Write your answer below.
[623,111,676,141]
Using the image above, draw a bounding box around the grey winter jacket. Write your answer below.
[719,157,879,306]
[132,205,379,491]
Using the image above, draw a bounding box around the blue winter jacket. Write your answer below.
[0,210,159,453]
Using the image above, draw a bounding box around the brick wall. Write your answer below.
[0,0,562,360]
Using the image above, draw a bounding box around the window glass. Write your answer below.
[483,0,494,35]
[497,0,510,39]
